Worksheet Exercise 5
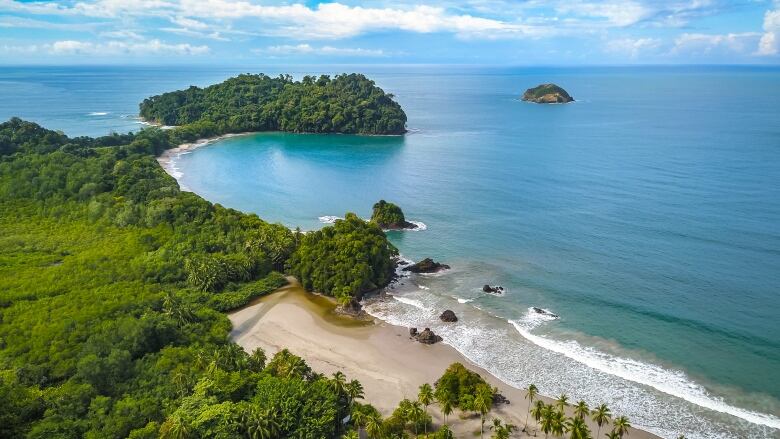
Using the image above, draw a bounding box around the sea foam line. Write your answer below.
[509,312,780,430]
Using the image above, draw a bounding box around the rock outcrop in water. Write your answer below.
[371,200,417,230]
[402,258,450,274]
[532,307,559,319]
[483,284,504,294]
[522,84,574,104]
[440,310,458,322]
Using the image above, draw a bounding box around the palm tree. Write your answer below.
[490,418,516,439]
[525,384,539,431]
[407,401,424,436]
[677,436,686,439]
[365,413,384,439]
[437,390,454,425]
[612,416,631,438]
[573,400,589,420]
[331,371,347,397]
[564,416,591,439]
[248,347,266,372]
[418,383,434,437]
[556,394,569,412]
[331,372,348,434]
[240,407,278,439]
[590,403,611,438]
[351,409,367,437]
[551,409,565,438]
[346,379,364,406]
[540,405,555,439]
[531,399,546,427]
[436,425,454,439]
[474,388,492,439]
[605,432,621,439]
[342,431,359,439]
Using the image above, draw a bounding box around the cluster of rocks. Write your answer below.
[402,258,450,274]
[409,327,442,344]
[482,284,504,294]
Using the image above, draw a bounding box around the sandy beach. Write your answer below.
[229,279,660,438]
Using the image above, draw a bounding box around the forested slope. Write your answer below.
[139,73,407,135]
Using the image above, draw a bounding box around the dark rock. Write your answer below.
[440,310,458,322]
[410,327,418,337]
[493,393,510,405]
[415,327,442,344]
[532,307,559,319]
[482,284,504,294]
[402,258,450,274]
[521,83,574,104]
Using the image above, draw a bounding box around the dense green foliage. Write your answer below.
[521,83,574,103]
[434,362,493,410]
[370,199,410,229]
[139,73,407,135]
[0,118,391,438]
[286,213,398,303]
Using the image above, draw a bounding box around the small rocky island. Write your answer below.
[370,200,417,230]
[521,83,574,104]
[402,258,450,274]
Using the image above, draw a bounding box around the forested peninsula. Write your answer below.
[0,72,411,437]
[0,115,401,437]
[140,73,407,135]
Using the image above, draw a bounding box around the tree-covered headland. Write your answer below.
[0,71,409,438]
[370,200,417,230]
[140,73,407,135]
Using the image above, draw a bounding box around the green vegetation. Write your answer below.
[0,117,397,438]
[140,73,407,135]
[370,199,413,229]
[286,213,398,303]
[521,83,574,104]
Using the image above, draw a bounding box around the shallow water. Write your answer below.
[2,65,779,438]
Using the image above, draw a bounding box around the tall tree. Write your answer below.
[418,383,434,437]
[524,384,539,431]
[612,416,631,438]
[590,403,611,438]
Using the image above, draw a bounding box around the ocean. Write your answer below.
[1,65,778,438]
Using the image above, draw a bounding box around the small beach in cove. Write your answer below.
[228,279,660,439]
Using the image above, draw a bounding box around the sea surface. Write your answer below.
[1,65,779,438]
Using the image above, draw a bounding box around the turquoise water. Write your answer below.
[2,66,779,438]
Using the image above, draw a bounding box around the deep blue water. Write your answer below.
[1,65,779,438]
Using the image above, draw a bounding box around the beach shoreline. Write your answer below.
[228,278,661,439]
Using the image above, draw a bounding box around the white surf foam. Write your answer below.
[509,310,780,430]
[456,297,474,304]
[407,221,427,231]
[88,111,108,116]
[318,215,341,224]
[392,295,431,311]
[417,285,430,290]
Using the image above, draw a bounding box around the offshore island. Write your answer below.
[1,74,657,439]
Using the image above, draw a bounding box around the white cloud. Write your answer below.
[757,9,780,55]
[0,38,210,56]
[256,43,385,57]
[606,37,660,58]
[672,32,760,55]
[556,1,653,27]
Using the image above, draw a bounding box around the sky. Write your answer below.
[1,0,779,65]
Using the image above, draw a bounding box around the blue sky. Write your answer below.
[1,0,779,64]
